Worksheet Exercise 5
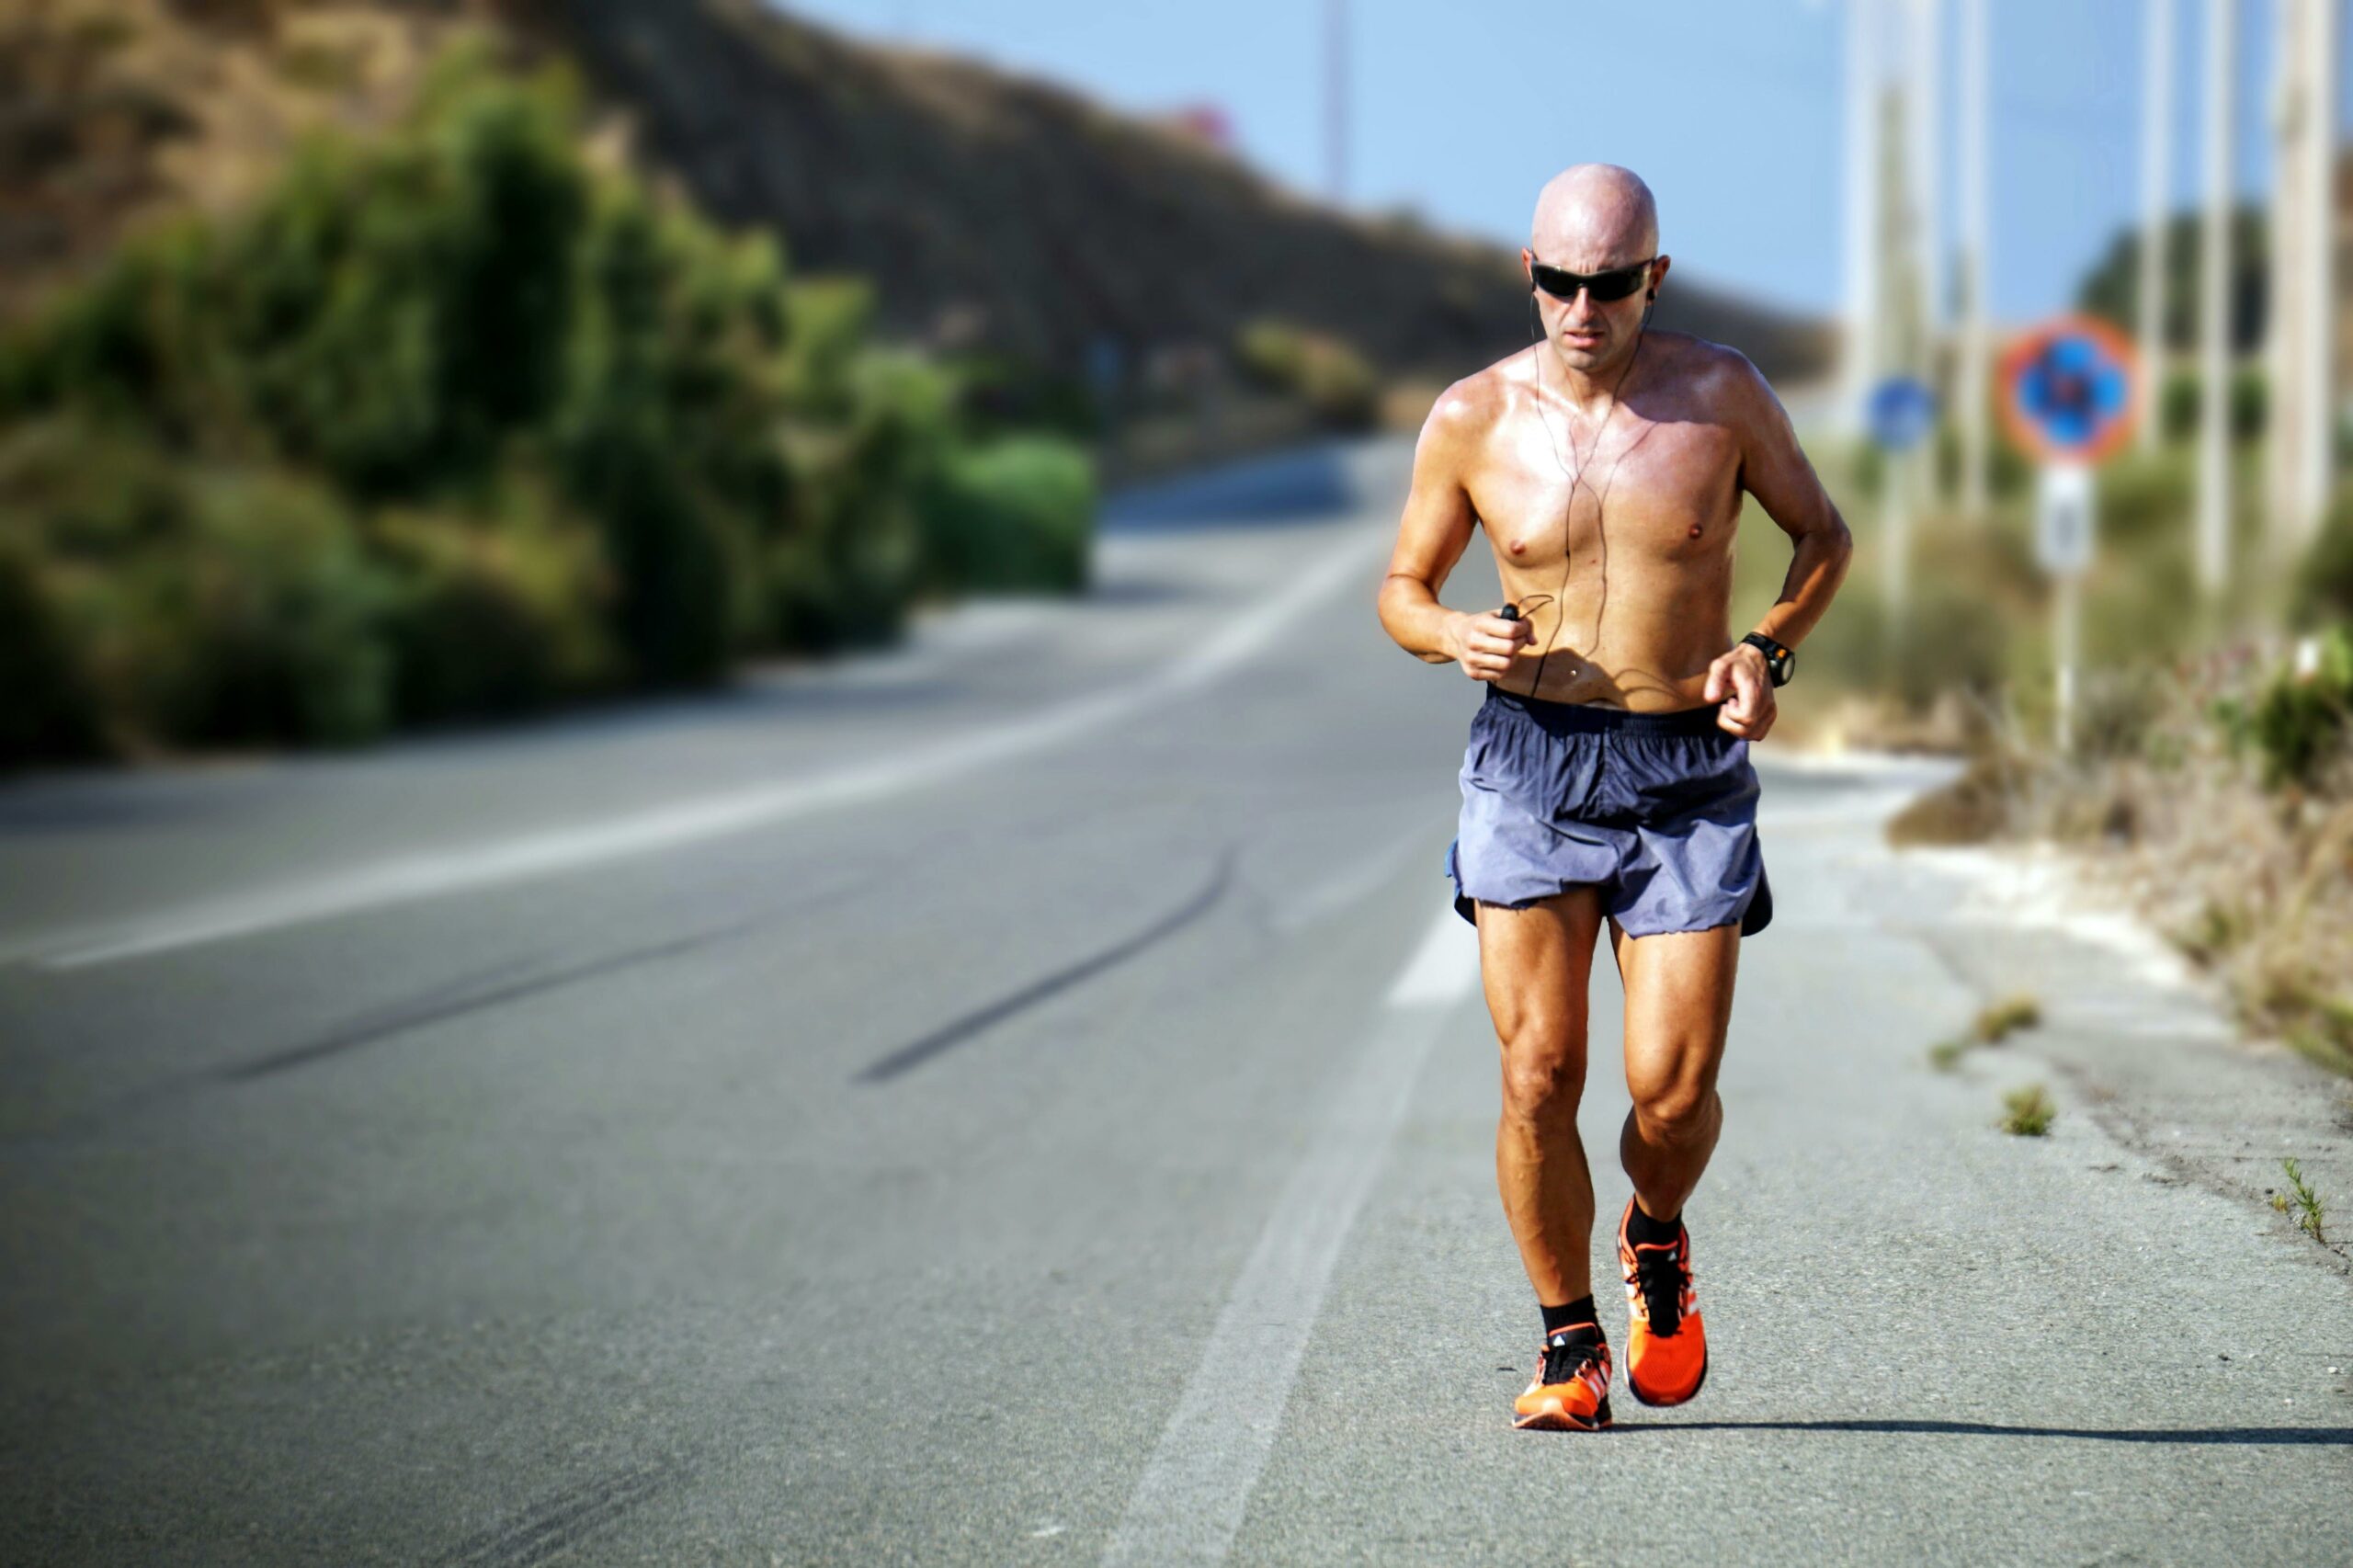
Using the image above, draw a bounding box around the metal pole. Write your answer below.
[1845,0,1884,440]
[1910,0,1943,506]
[1958,0,1990,518]
[2297,0,2339,540]
[1883,449,1912,630]
[2139,0,2175,451]
[2268,0,2303,551]
[2196,0,2235,595]
[2055,573,2080,754]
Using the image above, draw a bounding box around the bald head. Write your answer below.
[1529,164,1658,269]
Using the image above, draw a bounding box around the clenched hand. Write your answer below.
[1703,642,1776,740]
[1450,609,1534,683]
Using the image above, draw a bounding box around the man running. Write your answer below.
[1373,165,1853,1431]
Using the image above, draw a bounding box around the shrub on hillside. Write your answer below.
[371,481,621,722]
[2211,627,2353,790]
[2297,482,2353,629]
[0,540,100,766]
[767,335,952,651]
[921,435,1096,596]
[0,42,1090,764]
[1235,319,1380,431]
[3,426,400,750]
[2156,364,2268,444]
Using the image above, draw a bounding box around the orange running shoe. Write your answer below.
[1511,1327,1614,1431]
[1617,1199,1708,1406]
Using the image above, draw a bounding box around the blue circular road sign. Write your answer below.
[1866,376,1938,452]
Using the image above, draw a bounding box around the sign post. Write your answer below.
[2035,462,2095,750]
[1866,375,1938,660]
[2000,317,2142,754]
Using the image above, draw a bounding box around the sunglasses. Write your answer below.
[1529,256,1656,303]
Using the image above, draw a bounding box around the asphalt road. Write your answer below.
[1,437,2347,1566]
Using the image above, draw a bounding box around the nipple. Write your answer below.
[1687,523,1703,539]
[1507,537,1527,555]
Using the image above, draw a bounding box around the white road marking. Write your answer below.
[1103,905,1479,1567]
[1270,832,1427,936]
[23,527,1392,971]
[1383,897,1483,1006]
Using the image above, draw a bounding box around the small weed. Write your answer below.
[1999,1084,2056,1136]
[1934,994,2042,1071]
[1974,994,2042,1044]
[2280,1157,2327,1244]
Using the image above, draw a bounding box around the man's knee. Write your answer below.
[1626,1051,1721,1136]
[1499,1032,1587,1125]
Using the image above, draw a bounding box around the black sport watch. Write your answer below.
[1740,631,1794,687]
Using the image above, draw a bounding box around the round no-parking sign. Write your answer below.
[1999,315,2142,465]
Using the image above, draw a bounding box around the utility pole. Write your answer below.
[2270,0,2310,556]
[2297,0,2337,544]
[1324,0,1348,205]
[2139,0,2175,452]
[1908,0,1943,506]
[2196,0,2234,596]
[2270,0,2340,552]
[1843,0,1885,440]
[1957,0,1990,519]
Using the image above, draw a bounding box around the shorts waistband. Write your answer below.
[1482,682,1731,737]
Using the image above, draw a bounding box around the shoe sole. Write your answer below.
[1511,1393,1614,1432]
[1625,1348,1708,1409]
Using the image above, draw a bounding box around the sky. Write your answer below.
[775,1,2334,328]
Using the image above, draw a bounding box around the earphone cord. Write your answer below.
[1519,304,1652,699]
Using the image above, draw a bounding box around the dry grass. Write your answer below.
[1999,1084,2056,1136]
[2005,1083,2061,1130]
[1892,644,2353,1077]
[1974,994,2042,1041]
[1927,993,2042,1072]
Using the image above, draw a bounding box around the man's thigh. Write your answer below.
[1605,919,1741,1104]
[1475,888,1609,1063]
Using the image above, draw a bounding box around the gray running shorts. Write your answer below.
[1444,683,1773,937]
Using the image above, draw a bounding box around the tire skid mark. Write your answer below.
[431,1460,674,1568]
[855,842,1237,1085]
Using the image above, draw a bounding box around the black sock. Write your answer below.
[1626,1200,1683,1247]
[1540,1294,1601,1339]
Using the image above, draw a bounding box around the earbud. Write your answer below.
[1499,603,1521,621]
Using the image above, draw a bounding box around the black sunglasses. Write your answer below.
[1529,256,1656,303]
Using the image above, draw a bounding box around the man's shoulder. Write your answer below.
[1643,331,1781,430]
[1429,352,1529,426]
[1646,330,1764,391]
[1415,352,1527,452]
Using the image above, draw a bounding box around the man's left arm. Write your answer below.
[1702,352,1855,741]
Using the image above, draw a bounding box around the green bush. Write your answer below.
[40,459,400,749]
[1234,318,1380,430]
[2211,626,2353,790]
[765,344,954,650]
[921,435,1097,596]
[0,39,1091,765]
[2095,446,2193,547]
[2297,482,2353,629]
[371,481,620,722]
[2157,363,2268,444]
[0,540,100,765]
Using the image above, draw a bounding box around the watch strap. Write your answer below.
[1740,631,1793,687]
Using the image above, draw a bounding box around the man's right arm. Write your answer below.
[1375,387,1483,665]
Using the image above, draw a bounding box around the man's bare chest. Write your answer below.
[1465,414,1742,564]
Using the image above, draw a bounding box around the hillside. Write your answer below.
[0,0,1836,389]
